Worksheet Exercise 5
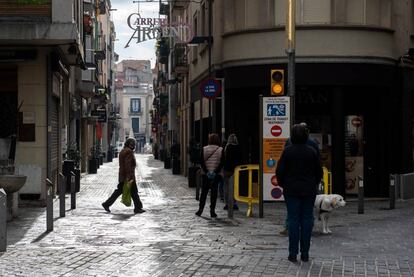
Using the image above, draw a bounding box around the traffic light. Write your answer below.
[270,69,285,96]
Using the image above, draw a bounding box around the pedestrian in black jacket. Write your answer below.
[276,124,323,263]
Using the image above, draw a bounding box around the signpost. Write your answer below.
[260,97,291,213]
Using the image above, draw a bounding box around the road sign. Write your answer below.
[270,125,282,137]
[261,97,291,201]
[200,78,221,99]
[351,117,362,127]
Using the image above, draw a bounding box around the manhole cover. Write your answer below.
[82,237,132,246]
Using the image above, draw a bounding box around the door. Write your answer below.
[344,115,364,195]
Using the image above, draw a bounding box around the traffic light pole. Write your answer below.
[286,0,296,126]
[287,49,295,125]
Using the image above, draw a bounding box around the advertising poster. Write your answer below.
[262,97,290,201]
[345,115,364,194]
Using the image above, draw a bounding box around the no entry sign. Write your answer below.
[270,125,282,137]
[200,78,221,99]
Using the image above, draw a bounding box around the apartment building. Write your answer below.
[165,0,414,197]
[115,60,153,152]
[0,0,116,200]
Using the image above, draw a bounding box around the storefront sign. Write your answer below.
[125,14,193,47]
[261,97,290,201]
[91,109,107,123]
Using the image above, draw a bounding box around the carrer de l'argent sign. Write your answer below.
[125,14,193,48]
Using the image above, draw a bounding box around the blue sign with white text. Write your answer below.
[267,104,286,116]
[200,78,221,99]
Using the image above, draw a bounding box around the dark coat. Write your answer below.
[276,144,323,197]
[118,147,136,183]
[223,144,242,174]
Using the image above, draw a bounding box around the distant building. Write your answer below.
[115,60,153,152]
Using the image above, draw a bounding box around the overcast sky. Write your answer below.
[110,0,160,68]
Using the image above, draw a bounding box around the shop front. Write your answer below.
[220,62,414,198]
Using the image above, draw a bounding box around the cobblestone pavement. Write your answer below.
[1,154,414,276]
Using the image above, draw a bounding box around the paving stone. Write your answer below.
[1,154,414,276]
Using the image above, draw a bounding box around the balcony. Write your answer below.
[159,3,169,15]
[172,43,188,74]
[0,0,84,66]
[94,50,106,60]
[0,0,51,18]
[129,108,142,116]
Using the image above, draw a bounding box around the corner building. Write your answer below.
[185,0,414,197]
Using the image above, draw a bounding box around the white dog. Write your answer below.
[314,194,346,234]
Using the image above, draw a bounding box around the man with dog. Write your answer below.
[279,122,320,236]
[276,124,323,262]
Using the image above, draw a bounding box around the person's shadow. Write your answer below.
[110,213,136,220]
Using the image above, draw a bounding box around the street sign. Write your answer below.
[261,96,291,201]
[200,78,221,99]
[270,125,282,137]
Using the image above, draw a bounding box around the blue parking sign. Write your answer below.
[267,104,286,116]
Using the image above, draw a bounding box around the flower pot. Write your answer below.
[88,159,97,174]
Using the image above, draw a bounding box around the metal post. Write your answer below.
[259,96,264,218]
[358,175,364,214]
[218,78,225,143]
[59,172,65,217]
[228,175,234,219]
[70,171,76,210]
[196,169,200,201]
[389,174,395,210]
[46,178,53,232]
[0,189,7,252]
[286,0,296,126]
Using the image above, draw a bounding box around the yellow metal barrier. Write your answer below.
[234,164,260,217]
[322,167,332,194]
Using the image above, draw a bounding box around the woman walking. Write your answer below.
[276,124,322,262]
[196,133,224,218]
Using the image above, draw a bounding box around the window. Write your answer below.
[130,98,141,113]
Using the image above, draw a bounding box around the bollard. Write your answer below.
[195,169,201,201]
[70,171,76,210]
[0,189,7,252]
[389,174,395,210]
[358,175,364,214]
[46,178,53,232]
[227,175,234,219]
[59,172,65,217]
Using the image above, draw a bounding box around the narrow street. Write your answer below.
[1,155,414,276]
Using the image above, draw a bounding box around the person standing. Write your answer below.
[279,122,320,236]
[276,124,322,262]
[102,138,145,214]
[196,133,224,218]
[223,134,242,210]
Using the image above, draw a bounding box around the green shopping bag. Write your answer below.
[121,181,132,207]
